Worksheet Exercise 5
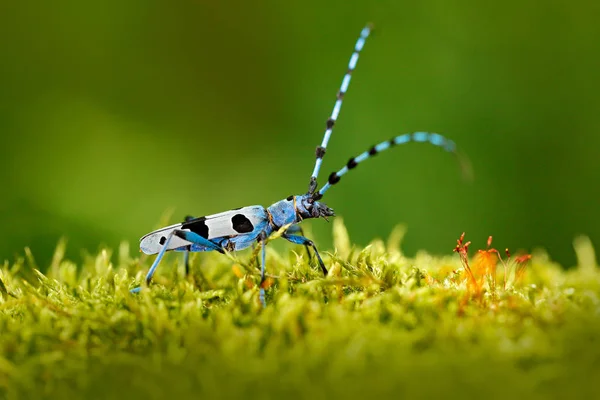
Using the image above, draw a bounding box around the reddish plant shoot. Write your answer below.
[453,233,531,294]
[453,232,478,292]
[514,254,532,284]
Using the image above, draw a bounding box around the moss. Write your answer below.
[1,220,599,399]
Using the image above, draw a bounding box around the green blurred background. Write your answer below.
[1,0,598,269]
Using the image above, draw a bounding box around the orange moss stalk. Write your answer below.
[472,236,499,293]
[513,254,532,285]
[453,232,480,295]
[454,233,532,296]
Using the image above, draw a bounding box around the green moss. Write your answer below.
[1,220,599,399]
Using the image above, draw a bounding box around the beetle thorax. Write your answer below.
[267,199,297,228]
[267,195,335,228]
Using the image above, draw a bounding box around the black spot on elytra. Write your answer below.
[347,158,357,169]
[368,145,378,156]
[182,217,209,239]
[159,236,166,245]
[286,195,294,201]
[328,172,340,185]
[232,214,254,234]
[315,146,326,159]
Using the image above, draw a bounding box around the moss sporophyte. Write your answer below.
[0,220,599,399]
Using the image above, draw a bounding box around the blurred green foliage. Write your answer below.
[1,1,599,268]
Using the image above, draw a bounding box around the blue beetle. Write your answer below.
[134,25,464,306]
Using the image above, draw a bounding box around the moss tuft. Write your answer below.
[1,224,599,399]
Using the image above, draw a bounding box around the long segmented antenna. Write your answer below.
[313,132,471,199]
[308,24,373,195]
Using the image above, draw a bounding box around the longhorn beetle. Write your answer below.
[133,24,468,306]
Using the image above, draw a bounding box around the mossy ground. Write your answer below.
[1,221,599,399]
